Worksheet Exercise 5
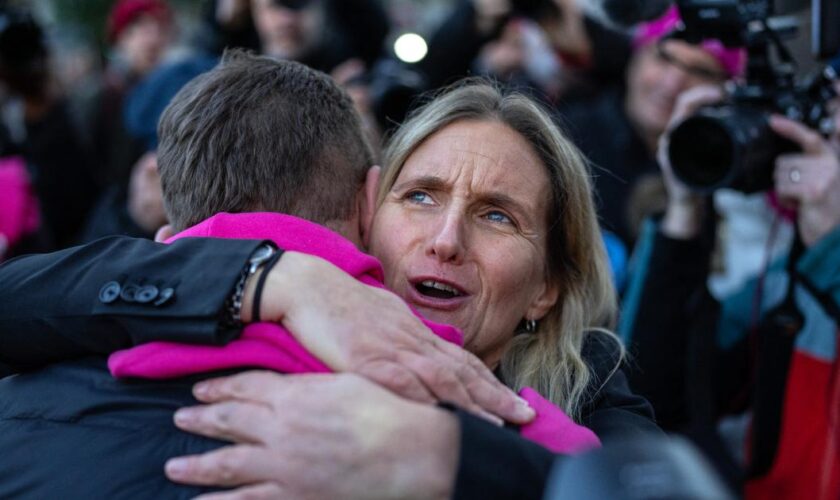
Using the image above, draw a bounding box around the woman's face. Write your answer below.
[369,119,559,367]
[625,39,725,140]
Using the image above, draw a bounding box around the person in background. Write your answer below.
[0,6,97,249]
[418,0,632,98]
[71,0,174,244]
[558,6,743,250]
[195,0,389,73]
[621,76,840,497]
[0,156,39,262]
[78,0,173,188]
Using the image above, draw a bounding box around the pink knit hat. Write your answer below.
[634,6,746,78]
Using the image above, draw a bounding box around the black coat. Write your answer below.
[0,357,224,499]
[0,236,660,499]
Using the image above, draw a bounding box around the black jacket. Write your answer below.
[0,236,660,499]
[0,357,225,499]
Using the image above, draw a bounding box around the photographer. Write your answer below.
[558,6,744,249]
[621,80,840,498]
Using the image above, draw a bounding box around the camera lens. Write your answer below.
[668,114,734,192]
[667,105,788,193]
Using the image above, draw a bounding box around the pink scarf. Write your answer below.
[109,212,600,454]
[0,156,40,256]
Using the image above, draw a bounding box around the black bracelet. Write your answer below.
[251,250,284,323]
[221,265,251,331]
[221,243,278,330]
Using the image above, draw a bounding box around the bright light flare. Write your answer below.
[394,33,428,64]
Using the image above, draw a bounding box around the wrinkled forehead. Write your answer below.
[397,120,554,213]
[407,121,548,184]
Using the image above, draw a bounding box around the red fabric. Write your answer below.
[746,350,840,500]
[107,0,171,43]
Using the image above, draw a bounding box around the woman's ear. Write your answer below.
[360,165,381,248]
[526,279,560,322]
[154,224,175,243]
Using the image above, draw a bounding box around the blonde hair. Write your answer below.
[379,80,621,421]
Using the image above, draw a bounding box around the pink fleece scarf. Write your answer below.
[108,212,599,454]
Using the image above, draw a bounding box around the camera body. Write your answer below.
[666,0,838,193]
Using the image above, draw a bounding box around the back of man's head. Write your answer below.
[157,49,374,232]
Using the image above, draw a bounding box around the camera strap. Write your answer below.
[747,229,805,478]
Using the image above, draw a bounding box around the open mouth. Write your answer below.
[414,280,465,300]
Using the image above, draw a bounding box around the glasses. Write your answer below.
[654,40,729,82]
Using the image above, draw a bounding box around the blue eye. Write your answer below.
[406,191,433,204]
[485,211,512,224]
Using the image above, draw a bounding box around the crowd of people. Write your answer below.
[0,0,839,498]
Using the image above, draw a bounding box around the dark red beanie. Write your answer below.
[107,0,172,44]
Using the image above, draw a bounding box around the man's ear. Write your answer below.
[360,165,381,248]
[154,224,175,243]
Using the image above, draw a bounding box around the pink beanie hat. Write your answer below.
[634,5,746,78]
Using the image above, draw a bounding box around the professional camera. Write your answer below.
[665,0,839,193]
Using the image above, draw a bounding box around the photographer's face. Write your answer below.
[626,39,725,143]
[252,0,321,60]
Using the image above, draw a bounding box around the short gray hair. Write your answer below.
[157,50,374,231]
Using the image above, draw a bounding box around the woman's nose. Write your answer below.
[427,211,465,264]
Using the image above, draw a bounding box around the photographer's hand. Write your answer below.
[770,115,840,247]
[656,85,724,239]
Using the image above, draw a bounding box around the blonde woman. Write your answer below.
[369,81,620,420]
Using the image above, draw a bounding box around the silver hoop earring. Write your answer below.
[525,319,537,333]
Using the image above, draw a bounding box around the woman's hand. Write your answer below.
[242,252,535,425]
[165,372,459,500]
[770,115,840,247]
[656,85,724,239]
